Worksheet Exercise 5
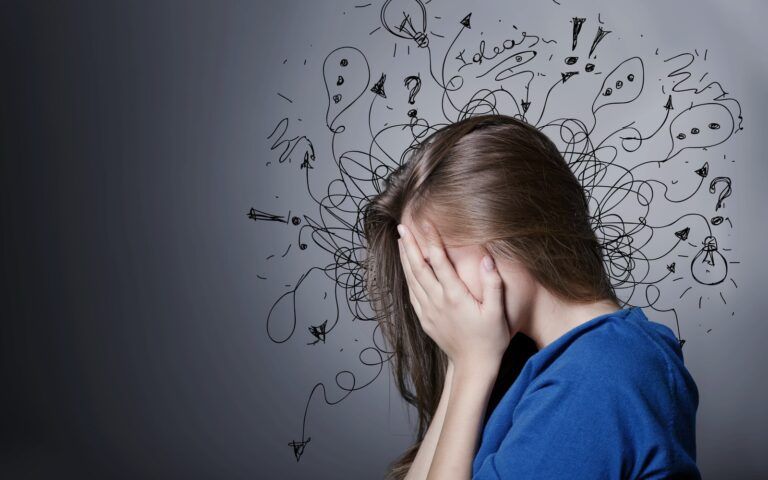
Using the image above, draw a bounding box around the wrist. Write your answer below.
[453,358,500,386]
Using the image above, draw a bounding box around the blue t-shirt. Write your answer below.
[472,306,700,479]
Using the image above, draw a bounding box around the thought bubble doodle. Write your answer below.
[323,47,370,133]
[666,102,734,160]
[593,56,644,113]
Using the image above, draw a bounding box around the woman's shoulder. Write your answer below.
[529,306,696,399]
[492,307,700,479]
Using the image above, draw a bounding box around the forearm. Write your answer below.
[405,361,454,480]
[426,361,499,480]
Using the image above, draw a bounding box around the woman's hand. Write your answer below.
[397,222,510,371]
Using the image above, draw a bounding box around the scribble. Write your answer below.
[255,4,743,462]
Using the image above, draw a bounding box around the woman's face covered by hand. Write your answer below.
[400,209,538,338]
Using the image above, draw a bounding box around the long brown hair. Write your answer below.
[361,114,620,479]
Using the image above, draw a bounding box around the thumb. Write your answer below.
[480,254,504,315]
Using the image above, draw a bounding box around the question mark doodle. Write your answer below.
[708,176,732,211]
[404,73,421,104]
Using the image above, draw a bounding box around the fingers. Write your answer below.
[420,221,471,299]
[398,239,425,313]
[397,224,439,298]
[480,253,505,317]
[399,239,434,333]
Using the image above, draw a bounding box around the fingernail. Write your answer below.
[397,224,406,237]
[482,255,495,271]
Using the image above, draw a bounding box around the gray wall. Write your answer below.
[1,0,766,478]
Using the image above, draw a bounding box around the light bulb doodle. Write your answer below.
[380,0,429,48]
[691,236,728,285]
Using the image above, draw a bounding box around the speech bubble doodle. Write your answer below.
[323,47,370,133]
[666,102,734,160]
[593,56,644,113]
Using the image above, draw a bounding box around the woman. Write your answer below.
[362,114,700,479]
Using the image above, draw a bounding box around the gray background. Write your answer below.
[1,0,766,478]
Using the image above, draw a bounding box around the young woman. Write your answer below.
[362,114,700,479]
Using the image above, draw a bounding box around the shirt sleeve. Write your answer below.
[473,371,629,479]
